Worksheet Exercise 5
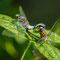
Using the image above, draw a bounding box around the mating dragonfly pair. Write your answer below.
[16,14,48,42]
[14,6,57,42]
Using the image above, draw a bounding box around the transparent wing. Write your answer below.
[53,18,60,35]
[48,20,58,36]
[19,6,27,18]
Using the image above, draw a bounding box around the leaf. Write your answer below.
[48,32,60,43]
[0,14,60,44]
[2,30,15,37]
[33,41,60,60]
[2,30,26,44]
[29,29,60,43]
[44,30,60,43]
[0,14,27,39]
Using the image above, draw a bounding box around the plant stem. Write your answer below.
[20,42,32,60]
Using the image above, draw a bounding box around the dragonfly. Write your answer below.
[14,6,59,58]
[15,6,58,42]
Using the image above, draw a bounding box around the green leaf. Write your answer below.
[29,29,60,43]
[0,14,27,39]
[33,41,60,60]
[2,30,26,44]
[2,30,15,37]
[48,32,60,43]
[0,14,60,44]
[44,30,60,43]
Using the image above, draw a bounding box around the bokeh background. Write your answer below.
[0,0,60,60]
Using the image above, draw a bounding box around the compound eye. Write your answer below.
[40,23,45,28]
[16,14,20,17]
[36,23,45,28]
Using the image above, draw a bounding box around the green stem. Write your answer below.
[20,42,32,60]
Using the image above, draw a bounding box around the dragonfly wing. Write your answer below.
[19,6,36,30]
[19,6,27,18]
[48,19,58,36]
[53,18,60,35]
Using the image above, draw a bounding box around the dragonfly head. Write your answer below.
[36,23,45,28]
[16,14,20,18]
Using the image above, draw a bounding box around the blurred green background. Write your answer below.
[0,0,60,60]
